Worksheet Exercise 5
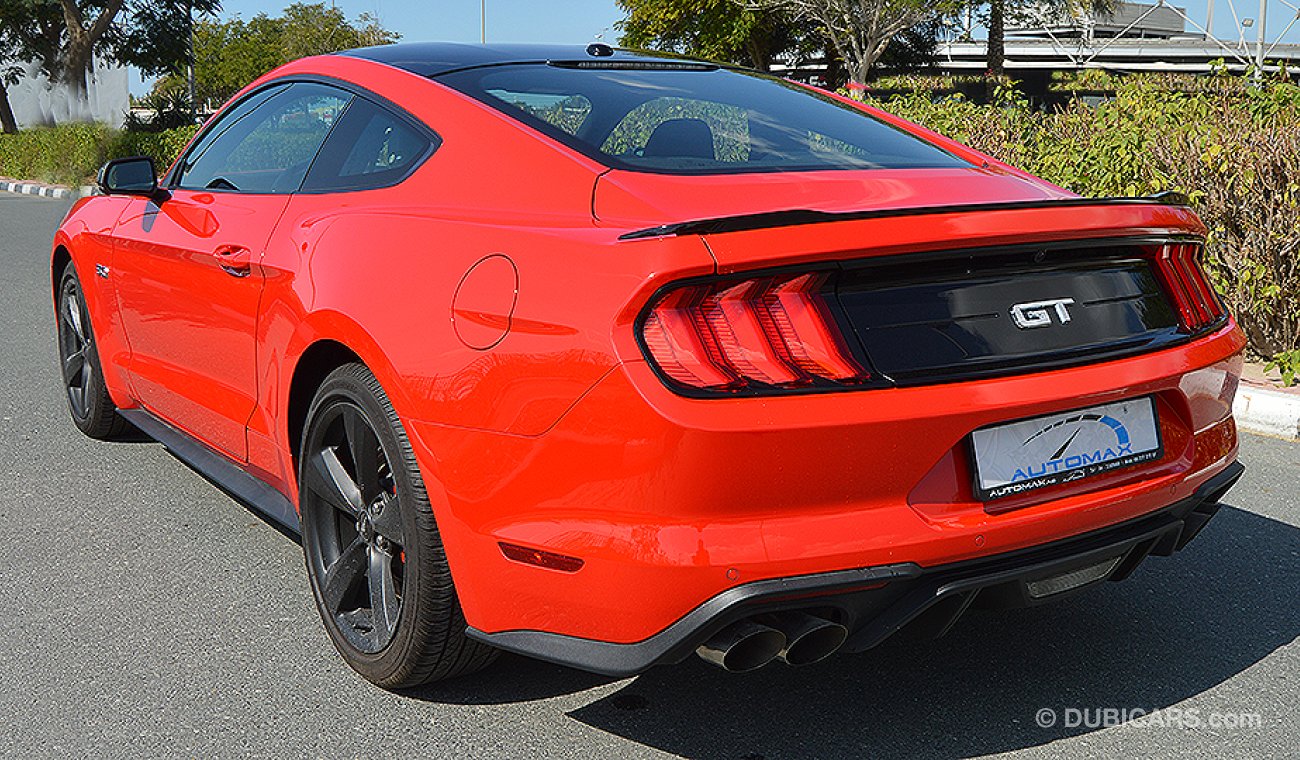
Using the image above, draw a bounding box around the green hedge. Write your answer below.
[0,124,199,186]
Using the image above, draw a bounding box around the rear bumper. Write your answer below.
[468,461,1242,676]
[408,321,1244,645]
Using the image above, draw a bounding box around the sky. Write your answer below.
[131,0,626,94]
[130,0,1300,94]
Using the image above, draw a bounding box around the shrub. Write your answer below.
[108,125,200,174]
[0,124,198,186]
[0,123,112,186]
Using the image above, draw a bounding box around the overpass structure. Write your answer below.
[937,1,1300,76]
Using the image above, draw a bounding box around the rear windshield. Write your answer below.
[436,64,968,175]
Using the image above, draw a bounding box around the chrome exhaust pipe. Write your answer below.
[766,613,848,666]
[696,620,786,672]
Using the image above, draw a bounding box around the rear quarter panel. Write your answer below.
[250,57,717,492]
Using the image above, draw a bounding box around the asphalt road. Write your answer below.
[1,192,1297,760]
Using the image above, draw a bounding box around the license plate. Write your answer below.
[970,397,1162,501]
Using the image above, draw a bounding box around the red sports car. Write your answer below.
[52,43,1245,687]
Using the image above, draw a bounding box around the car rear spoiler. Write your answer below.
[617,191,1192,241]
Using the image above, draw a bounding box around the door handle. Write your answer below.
[213,245,253,277]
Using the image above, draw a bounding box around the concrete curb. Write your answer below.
[1234,384,1300,441]
[0,179,78,199]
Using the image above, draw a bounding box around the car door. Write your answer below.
[112,82,353,460]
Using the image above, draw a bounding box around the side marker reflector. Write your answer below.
[499,542,585,573]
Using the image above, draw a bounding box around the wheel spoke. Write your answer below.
[321,536,367,614]
[367,545,400,644]
[370,493,404,544]
[65,293,87,343]
[64,349,86,383]
[306,446,365,516]
[67,382,86,417]
[343,406,381,501]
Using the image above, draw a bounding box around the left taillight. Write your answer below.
[638,271,870,395]
[1149,242,1227,333]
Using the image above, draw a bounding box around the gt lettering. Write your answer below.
[1010,298,1077,329]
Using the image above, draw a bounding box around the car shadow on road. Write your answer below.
[406,504,1299,758]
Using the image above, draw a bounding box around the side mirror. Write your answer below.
[98,156,158,196]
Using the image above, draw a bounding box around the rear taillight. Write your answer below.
[1150,242,1226,332]
[639,272,869,394]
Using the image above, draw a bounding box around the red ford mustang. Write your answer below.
[52,43,1245,687]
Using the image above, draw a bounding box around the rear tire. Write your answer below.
[55,262,131,440]
[299,363,497,688]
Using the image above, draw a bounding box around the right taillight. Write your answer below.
[639,271,870,395]
[1150,242,1226,333]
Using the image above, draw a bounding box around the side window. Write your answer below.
[170,84,288,186]
[301,97,436,192]
[176,82,352,194]
[602,97,749,165]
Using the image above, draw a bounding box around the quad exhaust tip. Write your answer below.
[696,613,848,672]
[696,620,786,672]
[768,613,849,667]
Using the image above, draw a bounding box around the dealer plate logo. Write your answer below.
[970,397,1163,500]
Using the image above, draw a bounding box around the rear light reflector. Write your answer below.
[640,272,868,394]
[641,289,739,389]
[761,274,865,381]
[700,281,805,386]
[1181,253,1225,322]
[1149,243,1226,333]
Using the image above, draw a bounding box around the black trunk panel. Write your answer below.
[834,251,1182,384]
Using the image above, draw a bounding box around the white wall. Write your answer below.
[7,57,130,129]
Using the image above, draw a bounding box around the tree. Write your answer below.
[150,3,400,108]
[616,0,810,70]
[278,2,396,62]
[0,62,18,134]
[876,16,946,72]
[0,0,66,131]
[52,1,228,94]
[987,0,1005,76]
[0,21,21,133]
[56,0,126,94]
[182,13,295,106]
[109,0,223,81]
[0,0,220,128]
[742,0,960,84]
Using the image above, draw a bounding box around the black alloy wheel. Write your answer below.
[300,364,496,687]
[302,398,406,653]
[58,274,94,420]
[55,262,130,439]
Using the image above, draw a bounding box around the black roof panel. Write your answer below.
[339,42,705,77]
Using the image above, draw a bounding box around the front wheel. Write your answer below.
[55,262,131,439]
[299,364,496,688]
